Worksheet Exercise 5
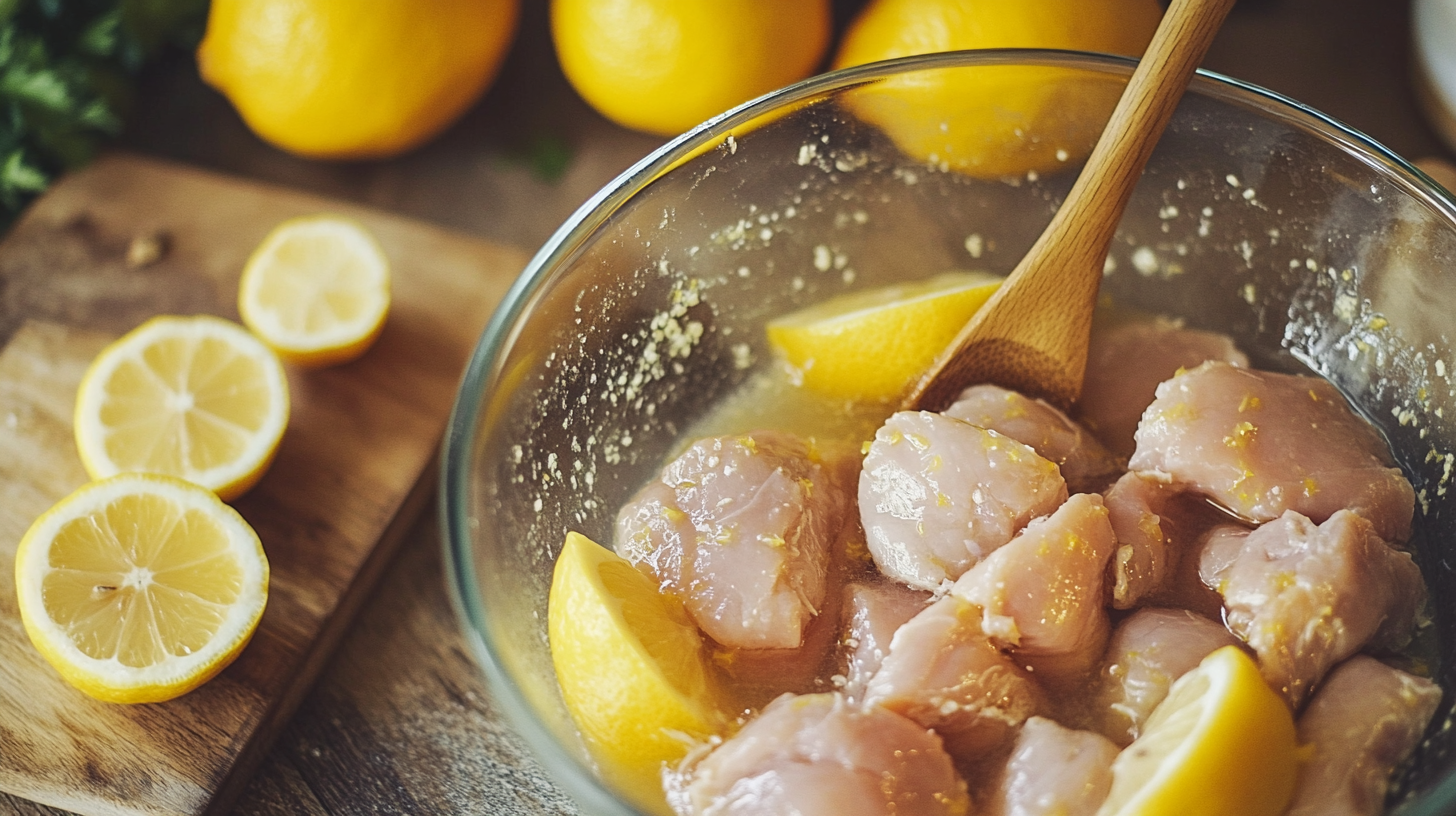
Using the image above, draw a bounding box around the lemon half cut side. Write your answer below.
[15,473,269,704]
[238,215,392,368]
[74,314,290,501]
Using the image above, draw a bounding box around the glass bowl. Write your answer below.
[442,49,1456,816]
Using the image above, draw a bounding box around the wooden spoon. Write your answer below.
[903,0,1238,413]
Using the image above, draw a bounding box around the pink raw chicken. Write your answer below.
[1287,656,1442,816]
[982,717,1119,816]
[1199,509,1426,707]
[951,493,1117,688]
[860,411,1068,591]
[1100,472,1176,609]
[943,384,1123,493]
[676,692,970,816]
[1079,319,1249,458]
[839,579,932,701]
[1090,608,1243,746]
[864,595,1044,763]
[1129,361,1416,542]
[615,430,851,650]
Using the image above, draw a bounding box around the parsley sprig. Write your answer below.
[0,0,205,220]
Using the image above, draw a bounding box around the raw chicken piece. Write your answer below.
[615,431,850,650]
[676,692,970,816]
[951,494,1117,688]
[1079,319,1249,458]
[865,595,1043,762]
[1199,509,1426,707]
[1101,472,1175,609]
[1090,608,1243,746]
[839,579,932,701]
[1287,656,1442,816]
[982,717,1119,816]
[860,411,1068,591]
[1129,361,1416,542]
[944,384,1123,493]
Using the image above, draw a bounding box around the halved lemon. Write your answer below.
[766,271,1002,403]
[15,473,269,703]
[548,531,722,814]
[1097,645,1299,816]
[238,215,391,367]
[74,314,290,501]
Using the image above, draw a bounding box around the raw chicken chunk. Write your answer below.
[1199,509,1426,707]
[1130,361,1416,542]
[865,595,1043,762]
[983,717,1119,816]
[615,431,850,650]
[951,493,1117,688]
[860,411,1068,591]
[1090,608,1243,746]
[1079,319,1249,458]
[1287,656,1442,816]
[1101,472,1175,609]
[677,692,970,816]
[839,579,932,701]
[944,384,1122,493]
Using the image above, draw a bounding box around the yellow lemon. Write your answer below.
[74,315,290,502]
[551,0,832,137]
[1097,645,1300,816]
[548,531,722,814]
[198,0,519,159]
[767,271,1003,403]
[15,473,268,704]
[238,215,391,368]
[834,0,1162,178]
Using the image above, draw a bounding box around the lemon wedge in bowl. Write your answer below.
[548,531,723,814]
[238,215,392,368]
[15,473,268,703]
[766,271,1002,403]
[1098,645,1299,816]
[74,314,290,502]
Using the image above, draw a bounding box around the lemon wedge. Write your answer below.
[238,215,391,367]
[548,531,721,814]
[1097,645,1299,816]
[766,271,1002,403]
[15,473,269,703]
[73,315,290,501]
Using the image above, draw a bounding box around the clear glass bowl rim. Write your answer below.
[440,47,1456,816]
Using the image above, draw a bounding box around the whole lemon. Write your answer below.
[198,0,520,159]
[834,0,1162,178]
[552,0,832,137]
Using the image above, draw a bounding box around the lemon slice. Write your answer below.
[74,314,290,502]
[238,215,391,367]
[548,531,721,814]
[766,271,1002,402]
[15,473,269,703]
[1097,645,1299,816]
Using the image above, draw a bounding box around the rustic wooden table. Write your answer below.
[5,0,1451,814]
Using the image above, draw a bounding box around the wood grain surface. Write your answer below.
[0,153,525,816]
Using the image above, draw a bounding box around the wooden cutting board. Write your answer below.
[0,153,527,815]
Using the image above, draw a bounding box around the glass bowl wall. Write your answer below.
[443,50,1456,816]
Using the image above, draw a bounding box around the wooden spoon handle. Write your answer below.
[904,0,1237,412]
